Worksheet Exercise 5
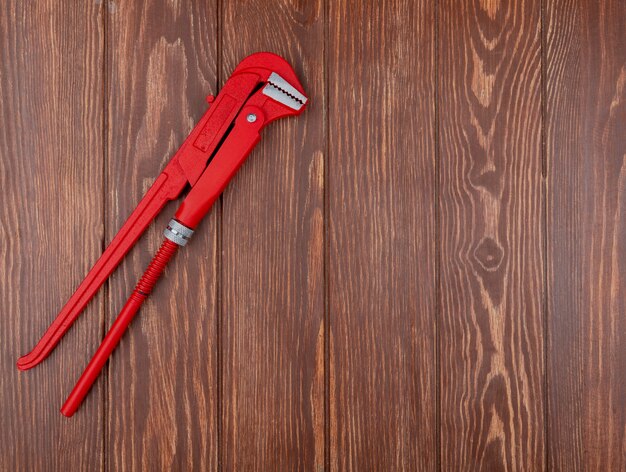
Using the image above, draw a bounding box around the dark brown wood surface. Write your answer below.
[105,1,218,470]
[1,1,624,470]
[327,0,437,469]
[438,0,545,469]
[546,1,626,470]
[220,1,325,470]
[0,1,105,470]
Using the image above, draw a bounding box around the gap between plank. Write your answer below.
[434,0,441,469]
[101,1,109,470]
[540,0,550,469]
[216,0,223,469]
[323,0,331,469]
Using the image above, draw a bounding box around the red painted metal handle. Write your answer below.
[61,238,179,417]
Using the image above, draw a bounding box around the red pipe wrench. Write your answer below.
[17,52,308,416]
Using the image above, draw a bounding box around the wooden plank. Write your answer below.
[220,1,325,470]
[546,1,626,470]
[0,1,104,470]
[327,0,437,469]
[438,0,544,468]
[104,1,218,470]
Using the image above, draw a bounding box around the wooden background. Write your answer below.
[0,0,624,470]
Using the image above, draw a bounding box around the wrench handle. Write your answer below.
[61,238,179,417]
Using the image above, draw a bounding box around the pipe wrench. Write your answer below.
[17,52,308,417]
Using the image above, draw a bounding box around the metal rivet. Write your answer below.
[246,113,257,123]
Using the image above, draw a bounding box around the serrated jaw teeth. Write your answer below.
[262,72,308,111]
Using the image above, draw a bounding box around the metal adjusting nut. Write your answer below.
[164,219,194,246]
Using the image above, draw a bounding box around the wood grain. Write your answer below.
[2,0,626,470]
[546,0,626,470]
[438,0,544,469]
[327,0,437,469]
[104,1,218,470]
[0,1,105,470]
[220,1,325,470]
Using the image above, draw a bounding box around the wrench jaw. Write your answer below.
[174,53,307,187]
[231,52,307,106]
[262,72,308,111]
[240,69,309,127]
